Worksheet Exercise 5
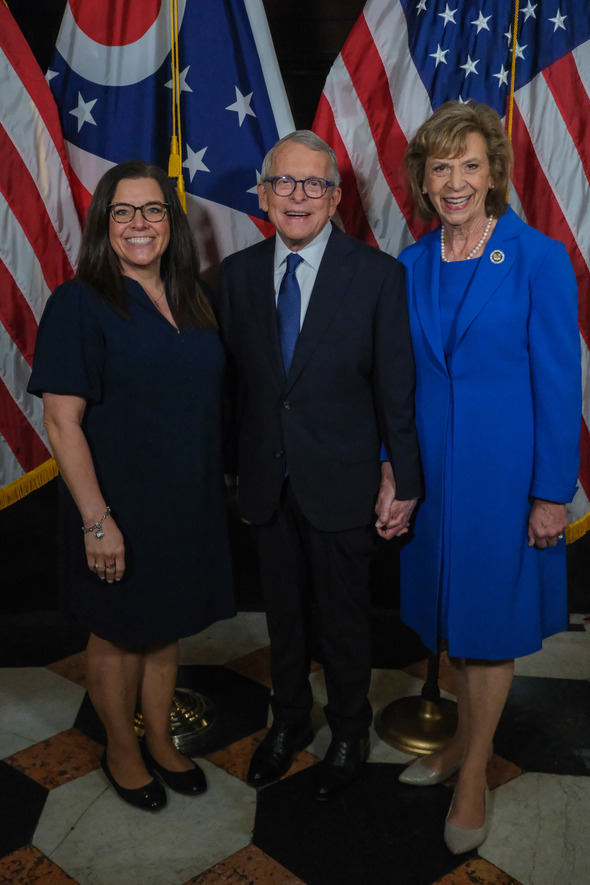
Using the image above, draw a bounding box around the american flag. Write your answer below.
[0,5,81,505]
[0,0,293,503]
[313,0,590,537]
[47,0,294,276]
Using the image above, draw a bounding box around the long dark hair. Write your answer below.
[76,160,216,329]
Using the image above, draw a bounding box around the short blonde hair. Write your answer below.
[405,101,514,221]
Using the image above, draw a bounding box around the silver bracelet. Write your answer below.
[82,507,111,540]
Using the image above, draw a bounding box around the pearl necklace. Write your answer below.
[440,216,494,262]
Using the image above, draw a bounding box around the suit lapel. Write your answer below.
[453,209,520,350]
[247,236,285,380]
[284,226,352,391]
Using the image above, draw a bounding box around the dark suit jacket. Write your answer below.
[218,223,422,532]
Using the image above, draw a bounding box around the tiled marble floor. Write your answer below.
[1,611,589,885]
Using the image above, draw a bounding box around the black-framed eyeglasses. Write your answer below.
[108,202,169,223]
[264,176,335,199]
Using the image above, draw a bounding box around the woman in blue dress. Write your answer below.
[388,103,580,853]
[29,161,234,811]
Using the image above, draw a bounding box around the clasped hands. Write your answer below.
[375,461,417,540]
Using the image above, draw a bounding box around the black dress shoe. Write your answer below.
[100,754,167,811]
[142,745,207,796]
[312,732,370,802]
[247,718,313,788]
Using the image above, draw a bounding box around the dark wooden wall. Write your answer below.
[263,0,365,127]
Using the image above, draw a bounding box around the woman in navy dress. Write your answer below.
[29,161,234,810]
[386,103,580,853]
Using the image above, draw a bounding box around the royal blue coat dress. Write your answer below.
[28,278,235,645]
[399,207,581,659]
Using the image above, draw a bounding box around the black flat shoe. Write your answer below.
[247,718,314,788]
[142,745,207,796]
[312,732,370,802]
[100,754,167,811]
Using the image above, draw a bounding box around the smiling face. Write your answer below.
[258,141,342,251]
[422,131,494,230]
[108,177,170,279]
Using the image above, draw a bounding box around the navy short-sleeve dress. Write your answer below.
[28,278,235,645]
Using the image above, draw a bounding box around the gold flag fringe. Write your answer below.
[167,0,186,210]
[0,458,57,511]
[565,509,590,545]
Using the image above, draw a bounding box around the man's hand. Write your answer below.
[375,461,417,539]
[527,499,567,548]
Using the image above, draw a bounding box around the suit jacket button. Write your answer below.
[274,449,284,459]
[282,400,291,409]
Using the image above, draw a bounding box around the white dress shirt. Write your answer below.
[272,223,333,330]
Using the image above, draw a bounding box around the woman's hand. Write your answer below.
[84,513,126,583]
[42,393,126,584]
[527,499,568,548]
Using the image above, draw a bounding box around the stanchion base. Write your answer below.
[375,696,458,755]
[134,689,216,754]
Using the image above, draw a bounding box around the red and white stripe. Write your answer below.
[0,6,81,491]
[313,0,590,527]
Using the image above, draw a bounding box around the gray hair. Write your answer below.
[261,130,341,187]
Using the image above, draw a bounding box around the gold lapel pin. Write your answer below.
[490,250,505,264]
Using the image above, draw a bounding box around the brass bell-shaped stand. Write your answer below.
[134,689,216,755]
[376,652,457,755]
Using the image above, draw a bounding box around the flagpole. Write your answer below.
[506,0,520,142]
[168,0,186,209]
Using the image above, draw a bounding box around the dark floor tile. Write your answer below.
[175,665,271,753]
[494,675,590,776]
[0,763,47,856]
[47,651,87,688]
[74,665,271,756]
[72,693,106,746]
[207,728,319,784]
[4,728,102,789]
[254,762,471,885]
[370,609,430,669]
[186,844,304,883]
[225,646,273,688]
[0,845,78,884]
[433,857,524,884]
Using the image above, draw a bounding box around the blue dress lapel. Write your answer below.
[452,209,520,351]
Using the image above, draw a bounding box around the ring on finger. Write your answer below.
[105,563,115,570]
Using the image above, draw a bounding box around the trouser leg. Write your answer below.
[254,484,314,721]
[307,520,375,739]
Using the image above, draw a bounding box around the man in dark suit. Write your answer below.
[218,130,421,801]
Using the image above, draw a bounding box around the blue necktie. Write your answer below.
[277,252,303,373]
